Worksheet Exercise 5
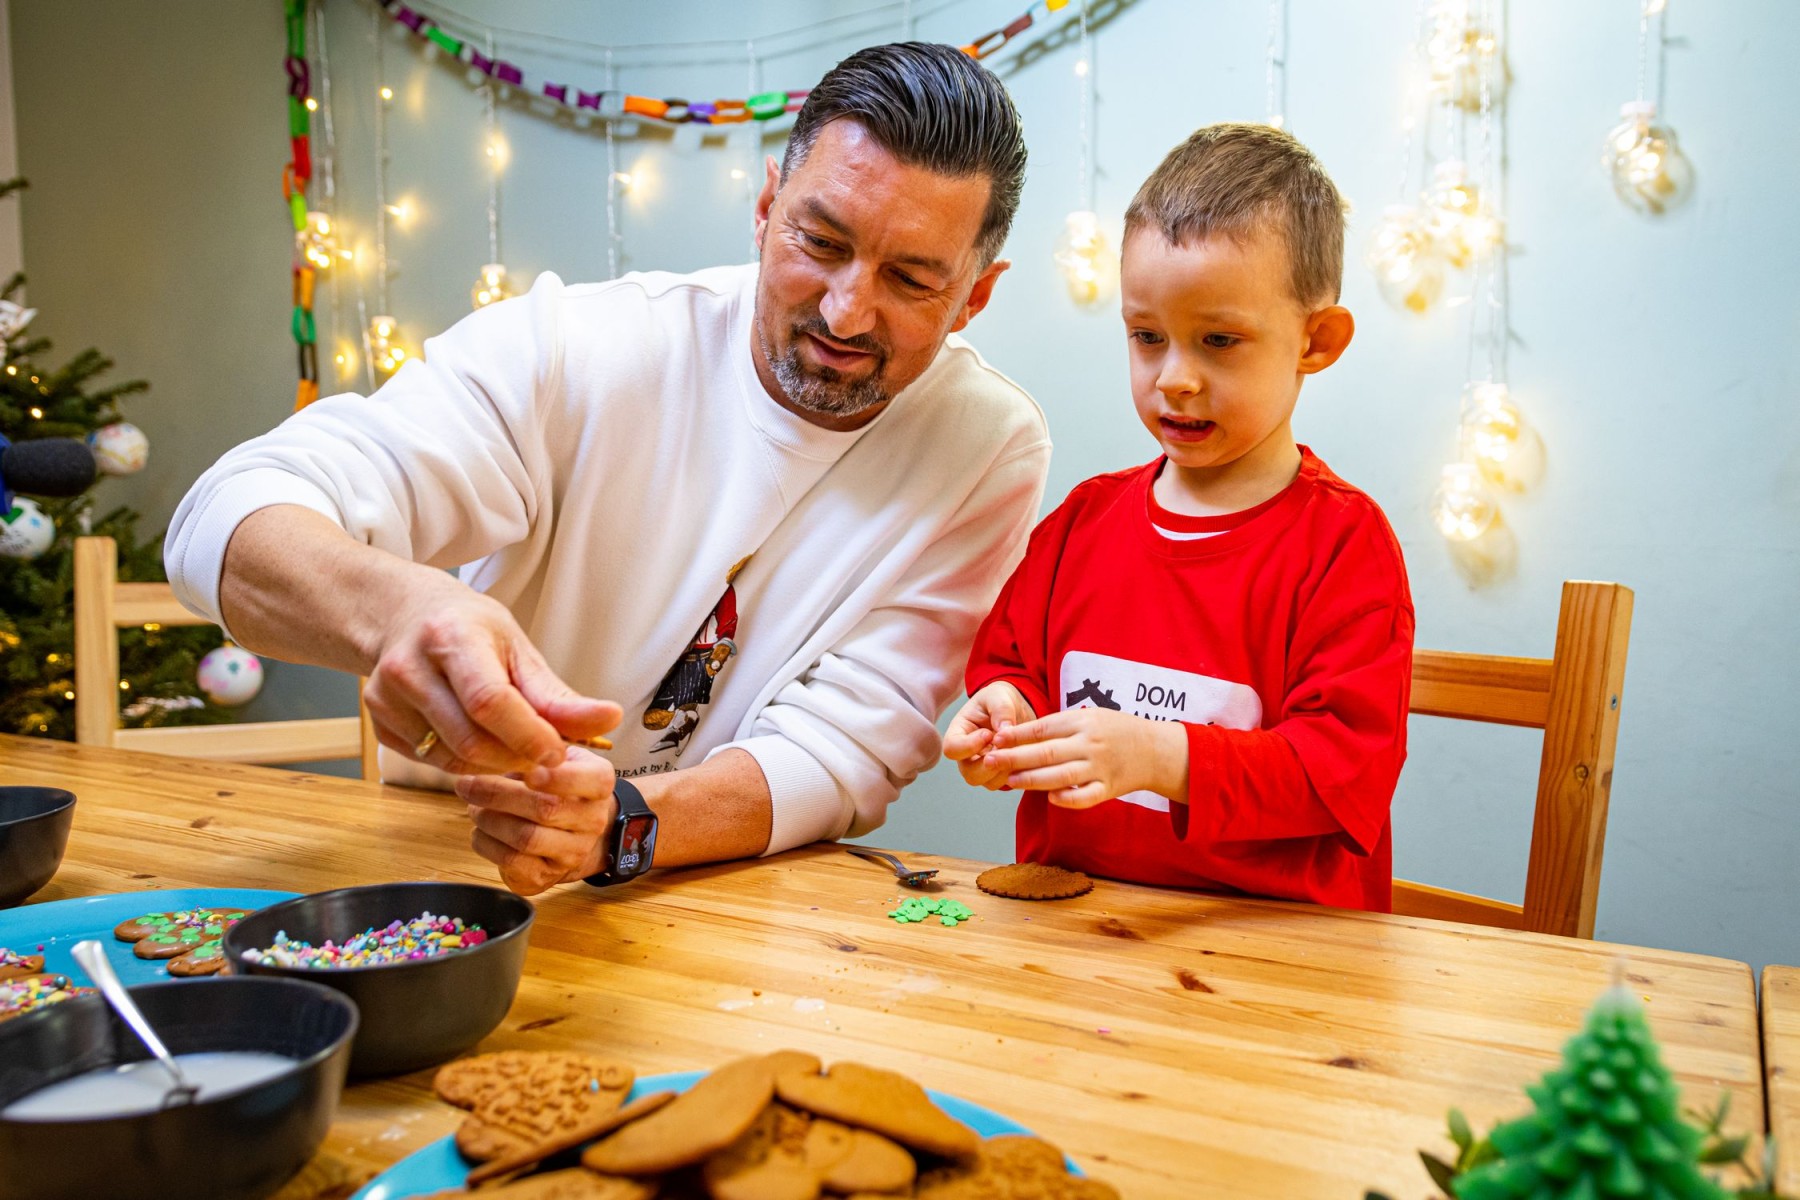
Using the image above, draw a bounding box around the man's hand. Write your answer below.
[942,681,1038,790]
[456,747,618,895]
[362,571,622,776]
[982,708,1189,809]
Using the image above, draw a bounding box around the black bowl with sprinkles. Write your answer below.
[223,882,533,1078]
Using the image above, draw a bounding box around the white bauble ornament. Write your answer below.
[0,497,54,560]
[197,644,264,706]
[0,300,37,342]
[89,422,149,475]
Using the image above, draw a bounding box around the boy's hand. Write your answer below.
[985,709,1190,809]
[456,746,618,895]
[943,682,1038,790]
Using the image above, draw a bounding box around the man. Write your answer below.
[165,43,1050,895]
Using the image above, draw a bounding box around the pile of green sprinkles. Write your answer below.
[887,896,974,926]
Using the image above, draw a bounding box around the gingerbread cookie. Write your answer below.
[700,1103,821,1200]
[810,1123,915,1196]
[113,908,248,942]
[423,1168,656,1200]
[466,1092,676,1188]
[975,863,1093,901]
[584,1052,821,1176]
[914,1134,1119,1199]
[167,940,228,977]
[431,1051,637,1163]
[0,948,45,981]
[774,1063,979,1162]
[0,973,93,1022]
[134,922,232,960]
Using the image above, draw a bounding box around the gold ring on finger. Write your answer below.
[413,729,440,759]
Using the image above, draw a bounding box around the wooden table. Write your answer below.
[0,734,1766,1198]
[1764,966,1800,1197]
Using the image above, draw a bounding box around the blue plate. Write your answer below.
[354,1070,1042,1199]
[0,887,299,985]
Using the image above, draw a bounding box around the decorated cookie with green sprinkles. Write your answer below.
[166,940,227,977]
[114,907,252,944]
[134,925,223,960]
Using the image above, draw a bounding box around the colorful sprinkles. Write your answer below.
[0,948,37,970]
[888,896,974,927]
[241,912,489,969]
[0,974,93,1022]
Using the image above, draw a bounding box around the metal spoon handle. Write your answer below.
[846,847,906,874]
[71,940,192,1092]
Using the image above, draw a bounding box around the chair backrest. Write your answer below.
[1395,580,1634,938]
[73,536,378,779]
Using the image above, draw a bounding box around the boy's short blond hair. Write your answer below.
[1124,123,1347,309]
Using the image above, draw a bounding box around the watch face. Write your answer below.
[615,812,657,877]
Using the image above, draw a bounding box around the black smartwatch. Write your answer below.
[584,777,659,887]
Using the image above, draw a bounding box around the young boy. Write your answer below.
[945,124,1413,912]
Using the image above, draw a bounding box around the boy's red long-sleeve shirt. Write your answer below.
[965,448,1414,912]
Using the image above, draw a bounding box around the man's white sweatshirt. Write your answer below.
[166,264,1050,852]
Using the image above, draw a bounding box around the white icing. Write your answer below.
[2,1051,296,1121]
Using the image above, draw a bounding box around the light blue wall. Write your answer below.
[12,2,1797,967]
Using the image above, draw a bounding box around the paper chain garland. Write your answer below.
[283,0,320,411]
[278,0,1084,402]
[369,0,1079,125]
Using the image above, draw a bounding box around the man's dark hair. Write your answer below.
[781,42,1027,270]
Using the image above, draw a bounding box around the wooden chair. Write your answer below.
[73,536,378,779]
[1395,580,1634,939]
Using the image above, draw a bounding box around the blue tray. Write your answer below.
[354,1069,1042,1199]
[0,887,299,985]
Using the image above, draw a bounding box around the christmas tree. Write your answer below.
[1453,986,1735,1200]
[0,183,233,739]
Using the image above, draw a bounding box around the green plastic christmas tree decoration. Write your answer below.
[1454,986,1734,1200]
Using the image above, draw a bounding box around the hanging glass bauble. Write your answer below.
[1603,100,1694,215]
[471,263,512,310]
[1431,462,1500,542]
[1053,210,1118,310]
[1367,206,1446,315]
[368,315,409,382]
[1425,0,1506,111]
[1459,381,1544,493]
[1422,160,1503,268]
[297,211,337,273]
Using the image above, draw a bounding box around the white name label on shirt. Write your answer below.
[1057,650,1263,812]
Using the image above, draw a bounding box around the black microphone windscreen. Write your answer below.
[1,437,98,497]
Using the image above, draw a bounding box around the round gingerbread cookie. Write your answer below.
[167,940,227,977]
[0,948,45,982]
[975,862,1094,901]
[134,923,227,960]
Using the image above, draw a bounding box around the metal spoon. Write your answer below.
[71,940,199,1108]
[845,847,939,888]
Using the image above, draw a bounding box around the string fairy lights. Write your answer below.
[1052,0,1116,310]
[1604,0,1693,215]
[369,3,411,381]
[1422,0,1545,553]
[471,34,512,309]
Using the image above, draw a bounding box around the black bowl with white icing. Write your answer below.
[0,976,357,1200]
